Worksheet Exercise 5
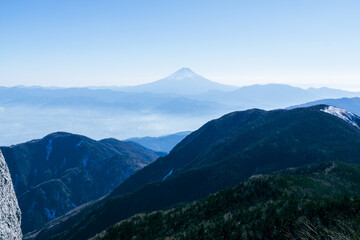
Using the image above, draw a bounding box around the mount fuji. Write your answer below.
[116,68,237,95]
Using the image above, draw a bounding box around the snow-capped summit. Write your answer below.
[321,106,360,128]
[166,68,199,81]
[0,150,22,240]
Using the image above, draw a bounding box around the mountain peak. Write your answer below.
[176,67,195,73]
[167,68,198,80]
[178,67,193,72]
[117,68,236,94]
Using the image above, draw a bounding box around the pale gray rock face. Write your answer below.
[0,150,22,240]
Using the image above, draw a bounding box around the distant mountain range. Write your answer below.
[289,97,360,115]
[1,68,360,146]
[126,131,191,153]
[27,105,360,240]
[3,69,360,106]
[1,132,164,234]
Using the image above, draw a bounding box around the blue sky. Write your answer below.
[1,0,360,90]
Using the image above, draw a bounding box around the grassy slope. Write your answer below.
[93,162,360,240]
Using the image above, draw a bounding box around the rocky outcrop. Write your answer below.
[0,150,22,240]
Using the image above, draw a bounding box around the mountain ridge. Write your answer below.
[28,105,360,240]
[1,132,163,234]
[288,97,360,115]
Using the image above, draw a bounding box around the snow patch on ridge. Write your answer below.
[82,156,89,167]
[321,106,360,128]
[44,208,56,221]
[76,140,84,147]
[162,169,173,181]
[46,139,53,160]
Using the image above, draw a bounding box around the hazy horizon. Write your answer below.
[1,1,360,90]
[1,67,360,92]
